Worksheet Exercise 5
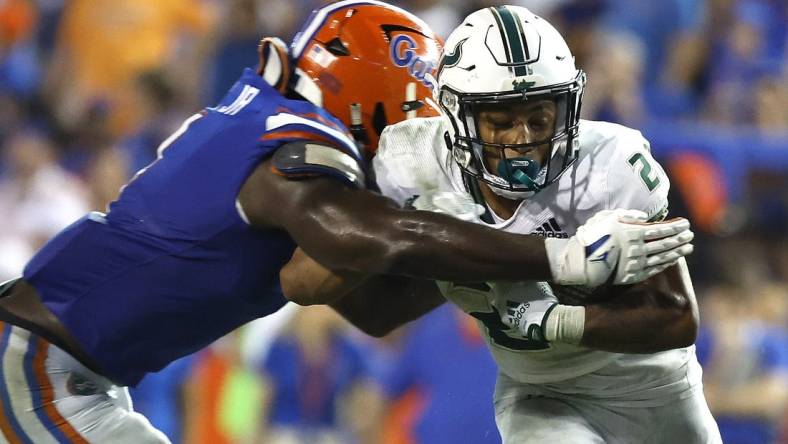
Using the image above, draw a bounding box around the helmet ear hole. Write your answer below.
[372,102,388,136]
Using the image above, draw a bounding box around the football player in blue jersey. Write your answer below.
[0,1,693,442]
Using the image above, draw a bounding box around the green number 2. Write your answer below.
[627,153,660,192]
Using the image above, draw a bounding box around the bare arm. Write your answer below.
[282,248,699,347]
[329,275,445,338]
[578,258,699,353]
[280,248,444,337]
[279,247,367,307]
[241,158,552,281]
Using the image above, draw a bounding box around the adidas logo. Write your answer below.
[532,217,569,238]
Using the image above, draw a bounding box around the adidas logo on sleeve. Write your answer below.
[532,217,569,238]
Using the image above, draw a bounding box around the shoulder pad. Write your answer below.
[264,109,361,161]
[273,141,366,189]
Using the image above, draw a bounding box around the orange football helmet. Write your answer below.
[287,1,442,154]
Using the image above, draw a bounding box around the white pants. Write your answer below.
[494,377,721,444]
[0,321,170,443]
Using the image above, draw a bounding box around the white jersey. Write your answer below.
[374,116,702,406]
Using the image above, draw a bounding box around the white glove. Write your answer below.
[408,191,485,222]
[545,209,694,286]
[500,299,557,344]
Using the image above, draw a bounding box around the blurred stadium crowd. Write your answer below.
[0,0,786,443]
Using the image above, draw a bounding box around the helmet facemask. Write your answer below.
[442,71,585,200]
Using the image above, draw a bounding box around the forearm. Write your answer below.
[280,248,443,335]
[280,248,368,306]
[579,297,696,353]
[291,197,551,281]
[554,261,698,353]
[330,275,444,337]
[242,167,552,282]
[541,298,693,353]
[245,163,694,287]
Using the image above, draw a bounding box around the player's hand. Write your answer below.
[545,209,694,286]
[500,299,557,344]
[407,191,485,222]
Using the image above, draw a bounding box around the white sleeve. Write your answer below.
[372,119,446,206]
[606,131,670,221]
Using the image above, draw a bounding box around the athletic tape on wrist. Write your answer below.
[544,304,585,345]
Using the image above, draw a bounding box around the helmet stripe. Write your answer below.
[292,1,376,58]
[489,7,513,70]
[512,10,530,60]
[491,6,528,77]
[291,0,427,59]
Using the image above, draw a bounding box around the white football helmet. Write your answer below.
[437,6,586,199]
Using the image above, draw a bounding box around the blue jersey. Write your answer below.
[23,68,363,387]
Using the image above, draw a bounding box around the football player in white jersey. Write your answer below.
[280,5,720,444]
